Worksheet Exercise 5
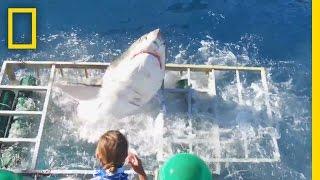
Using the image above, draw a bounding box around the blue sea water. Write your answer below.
[0,0,311,179]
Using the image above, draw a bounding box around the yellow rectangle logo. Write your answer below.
[8,8,37,49]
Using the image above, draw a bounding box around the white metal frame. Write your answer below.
[0,60,276,178]
[158,65,277,174]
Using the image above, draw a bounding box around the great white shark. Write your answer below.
[55,29,166,123]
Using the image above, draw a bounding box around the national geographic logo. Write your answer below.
[7,8,37,50]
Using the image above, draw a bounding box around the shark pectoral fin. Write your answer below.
[54,83,101,101]
[51,86,79,113]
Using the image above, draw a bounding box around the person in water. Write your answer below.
[92,130,147,180]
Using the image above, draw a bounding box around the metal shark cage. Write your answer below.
[0,61,280,179]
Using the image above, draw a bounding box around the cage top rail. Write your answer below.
[3,60,265,71]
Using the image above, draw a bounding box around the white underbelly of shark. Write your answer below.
[77,53,164,120]
[54,29,166,126]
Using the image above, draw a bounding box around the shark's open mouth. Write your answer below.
[132,51,162,69]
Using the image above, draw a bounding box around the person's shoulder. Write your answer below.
[91,169,106,180]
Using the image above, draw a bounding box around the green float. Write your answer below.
[0,75,38,138]
[176,79,190,89]
[158,153,212,180]
[12,75,38,137]
[0,170,23,180]
[19,75,37,97]
[0,90,15,137]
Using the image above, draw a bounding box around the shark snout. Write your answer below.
[130,29,165,70]
[151,28,163,40]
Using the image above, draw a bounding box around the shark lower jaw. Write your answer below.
[132,51,163,69]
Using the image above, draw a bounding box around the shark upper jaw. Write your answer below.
[132,50,163,69]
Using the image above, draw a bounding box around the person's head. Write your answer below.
[95,130,128,173]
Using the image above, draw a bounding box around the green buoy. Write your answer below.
[20,75,37,86]
[19,75,37,97]
[0,75,38,138]
[0,170,23,180]
[176,79,190,89]
[158,153,212,180]
[0,90,15,137]
[12,75,37,138]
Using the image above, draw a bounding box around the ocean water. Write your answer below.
[0,0,311,179]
